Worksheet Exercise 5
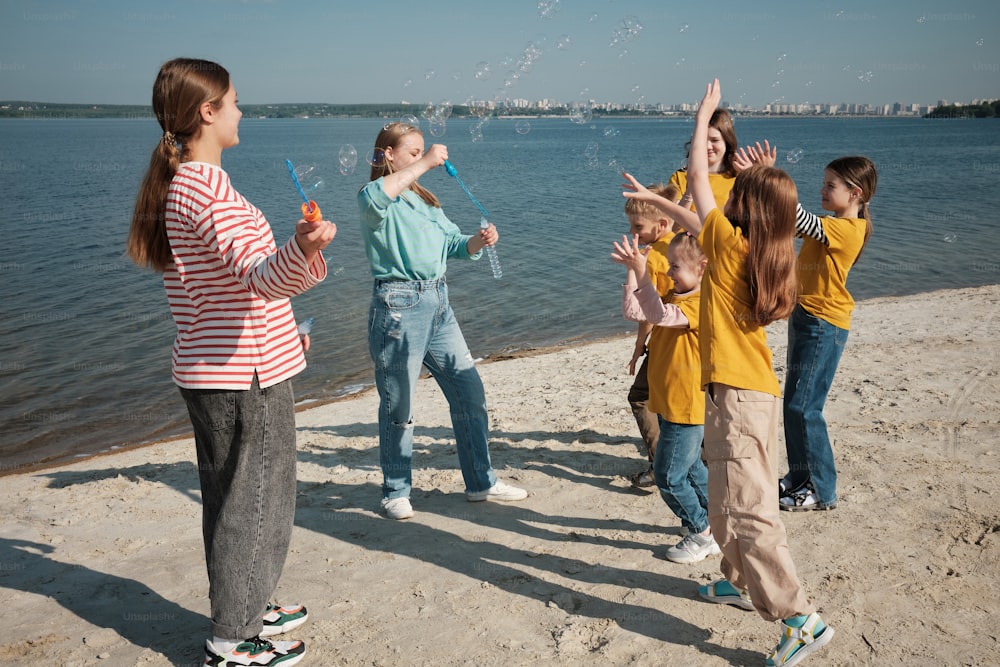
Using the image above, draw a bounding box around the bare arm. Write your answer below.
[689,79,722,225]
[621,172,703,236]
[380,144,448,200]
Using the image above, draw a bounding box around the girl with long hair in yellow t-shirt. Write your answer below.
[622,79,833,667]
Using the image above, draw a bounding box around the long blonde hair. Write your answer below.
[368,122,440,208]
[127,58,230,271]
[725,165,799,325]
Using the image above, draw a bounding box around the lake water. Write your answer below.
[2,115,998,473]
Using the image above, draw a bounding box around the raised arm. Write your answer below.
[380,143,448,200]
[689,79,722,224]
[621,172,702,236]
[796,203,828,243]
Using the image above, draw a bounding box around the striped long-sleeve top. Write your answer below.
[163,162,327,389]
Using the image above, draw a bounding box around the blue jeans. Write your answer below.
[368,278,496,499]
[652,416,709,533]
[782,304,848,507]
[179,374,297,640]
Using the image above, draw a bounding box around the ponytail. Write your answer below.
[127,58,230,272]
[827,156,878,265]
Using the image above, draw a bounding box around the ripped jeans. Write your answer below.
[368,278,497,499]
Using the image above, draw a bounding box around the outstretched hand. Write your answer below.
[696,78,722,121]
[734,140,777,171]
[610,233,649,277]
[621,171,651,202]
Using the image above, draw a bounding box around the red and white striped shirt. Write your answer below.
[163,162,326,389]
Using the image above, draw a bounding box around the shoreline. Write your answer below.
[3,285,997,479]
[2,283,999,665]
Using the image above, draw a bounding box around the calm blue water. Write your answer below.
[2,116,999,473]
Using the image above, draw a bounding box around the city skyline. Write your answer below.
[1,1,998,110]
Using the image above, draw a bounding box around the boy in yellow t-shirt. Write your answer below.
[614,232,719,564]
[622,183,681,489]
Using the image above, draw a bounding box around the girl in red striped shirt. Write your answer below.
[128,57,334,667]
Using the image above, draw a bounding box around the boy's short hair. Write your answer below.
[625,182,681,217]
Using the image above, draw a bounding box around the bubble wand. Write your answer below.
[443,160,502,279]
[286,159,323,223]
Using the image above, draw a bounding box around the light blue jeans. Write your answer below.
[652,416,709,534]
[782,304,848,507]
[368,278,497,499]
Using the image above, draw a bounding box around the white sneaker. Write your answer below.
[665,531,721,564]
[381,497,414,520]
[466,479,528,502]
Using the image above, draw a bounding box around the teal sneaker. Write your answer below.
[697,579,754,611]
[765,612,834,667]
[260,603,309,638]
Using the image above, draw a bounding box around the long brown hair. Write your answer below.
[725,165,798,325]
[127,58,231,271]
[827,155,878,264]
[684,108,738,177]
[368,122,440,208]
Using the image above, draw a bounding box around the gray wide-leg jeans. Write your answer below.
[179,374,297,640]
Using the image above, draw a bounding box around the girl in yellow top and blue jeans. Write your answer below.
[780,157,878,511]
[623,79,833,667]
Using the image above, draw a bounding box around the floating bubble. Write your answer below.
[428,118,447,137]
[610,15,643,51]
[399,114,419,127]
[917,15,927,24]
[514,119,531,135]
[786,148,805,164]
[857,70,874,84]
[557,34,572,50]
[679,23,689,33]
[338,144,358,175]
[568,100,592,124]
[976,38,984,46]
[538,0,560,19]
[474,61,492,80]
[589,13,599,23]
[402,78,412,88]
[292,163,323,194]
[365,148,384,167]
[424,69,436,80]
[584,141,600,159]
[943,233,957,243]
[602,126,620,138]
[578,59,588,68]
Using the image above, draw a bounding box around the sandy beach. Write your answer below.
[2,284,999,667]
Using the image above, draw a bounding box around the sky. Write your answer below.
[1,0,998,109]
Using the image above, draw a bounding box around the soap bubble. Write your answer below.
[515,119,531,135]
[943,233,957,243]
[538,0,560,19]
[557,34,572,50]
[474,61,492,80]
[603,126,620,138]
[976,37,984,46]
[292,163,323,194]
[786,148,805,164]
[399,114,419,127]
[679,23,689,33]
[857,70,874,84]
[568,100,592,124]
[428,118,447,137]
[365,148,384,167]
[338,144,358,176]
[589,13,599,23]
[917,15,927,23]
[424,69,436,80]
[584,141,600,159]
[610,15,643,50]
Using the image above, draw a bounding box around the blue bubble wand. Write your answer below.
[286,159,321,220]
[443,160,502,279]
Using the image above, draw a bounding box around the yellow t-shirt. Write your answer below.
[797,217,866,330]
[647,290,704,425]
[645,234,675,296]
[669,169,736,211]
[697,208,781,396]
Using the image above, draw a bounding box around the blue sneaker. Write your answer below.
[765,612,834,667]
